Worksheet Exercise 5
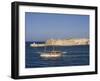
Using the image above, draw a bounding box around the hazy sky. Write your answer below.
[25,12,89,41]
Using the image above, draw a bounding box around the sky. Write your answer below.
[25,12,89,41]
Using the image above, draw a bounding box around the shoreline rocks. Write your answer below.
[30,38,89,47]
[46,38,89,46]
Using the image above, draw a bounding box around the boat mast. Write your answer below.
[52,39,55,51]
[44,44,46,52]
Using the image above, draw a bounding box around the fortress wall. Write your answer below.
[46,39,89,46]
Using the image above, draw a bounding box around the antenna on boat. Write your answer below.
[51,38,55,51]
[44,45,46,52]
[52,45,55,52]
[44,39,47,52]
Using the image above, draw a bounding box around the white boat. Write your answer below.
[39,43,66,59]
[40,51,62,58]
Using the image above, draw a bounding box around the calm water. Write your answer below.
[25,42,89,68]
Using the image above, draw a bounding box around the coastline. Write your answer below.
[30,38,89,47]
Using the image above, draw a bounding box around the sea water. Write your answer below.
[25,42,89,68]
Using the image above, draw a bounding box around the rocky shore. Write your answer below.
[46,38,89,46]
[30,38,89,47]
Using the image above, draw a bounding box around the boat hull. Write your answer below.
[40,51,62,59]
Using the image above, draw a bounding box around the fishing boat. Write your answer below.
[39,44,66,59]
[40,50,62,58]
